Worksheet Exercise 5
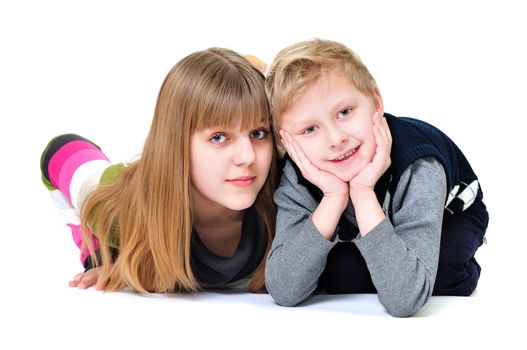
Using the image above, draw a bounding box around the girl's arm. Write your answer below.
[69,267,104,289]
[41,134,111,269]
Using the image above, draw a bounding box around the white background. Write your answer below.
[1,0,525,348]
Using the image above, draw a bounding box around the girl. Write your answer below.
[41,48,278,293]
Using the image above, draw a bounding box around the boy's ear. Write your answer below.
[374,87,384,115]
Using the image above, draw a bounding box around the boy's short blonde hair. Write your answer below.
[266,38,378,127]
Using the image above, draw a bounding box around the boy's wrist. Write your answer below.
[349,185,375,201]
[322,192,349,212]
[313,195,348,240]
[348,186,385,237]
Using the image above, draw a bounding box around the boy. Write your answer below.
[264,39,488,317]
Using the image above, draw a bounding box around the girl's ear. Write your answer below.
[373,87,384,115]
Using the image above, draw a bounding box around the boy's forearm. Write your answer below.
[353,158,446,317]
[266,215,337,306]
[312,195,348,240]
[354,219,435,317]
[349,188,386,237]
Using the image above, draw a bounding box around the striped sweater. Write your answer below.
[41,134,267,286]
[41,134,123,267]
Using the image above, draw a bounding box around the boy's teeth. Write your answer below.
[335,149,355,161]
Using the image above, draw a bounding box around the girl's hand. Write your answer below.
[349,112,392,196]
[280,130,349,202]
[68,267,105,290]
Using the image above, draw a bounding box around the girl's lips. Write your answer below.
[227,176,256,187]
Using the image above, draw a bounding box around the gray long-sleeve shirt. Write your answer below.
[265,157,447,317]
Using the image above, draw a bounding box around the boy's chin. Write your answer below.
[335,174,354,182]
[322,170,353,183]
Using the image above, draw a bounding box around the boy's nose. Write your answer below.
[328,131,348,149]
[233,138,256,165]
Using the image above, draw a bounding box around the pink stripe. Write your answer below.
[48,140,108,190]
[68,223,84,249]
[57,149,109,202]
[68,224,100,265]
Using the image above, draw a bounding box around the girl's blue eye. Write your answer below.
[210,134,226,144]
[251,128,269,139]
[302,125,318,134]
[338,108,351,119]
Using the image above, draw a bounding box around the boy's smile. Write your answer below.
[280,68,383,182]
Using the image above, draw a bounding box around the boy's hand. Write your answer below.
[280,129,349,239]
[349,112,392,196]
[68,267,105,290]
[280,129,349,202]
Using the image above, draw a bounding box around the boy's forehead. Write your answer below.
[279,72,372,127]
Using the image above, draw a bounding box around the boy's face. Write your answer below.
[280,69,383,182]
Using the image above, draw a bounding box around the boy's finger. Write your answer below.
[383,117,392,144]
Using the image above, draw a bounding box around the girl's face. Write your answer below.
[190,120,273,213]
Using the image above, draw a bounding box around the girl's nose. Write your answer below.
[233,138,256,165]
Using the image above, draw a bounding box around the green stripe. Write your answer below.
[41,174,56,190]
[40,136,58,190]
[94,163,126,249]
[100,163,126,185]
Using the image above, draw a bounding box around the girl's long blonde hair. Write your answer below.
[81,48,277,293]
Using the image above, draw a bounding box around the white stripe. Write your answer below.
[49,189,73,210]
[49,190,80,225]
[69,159,111,211]
[445,184,460,206]
[459,180,479,211]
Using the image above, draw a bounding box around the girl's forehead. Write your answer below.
[203,113,269,128]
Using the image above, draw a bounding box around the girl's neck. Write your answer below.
[191,192,245,258]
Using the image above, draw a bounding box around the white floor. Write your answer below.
[2,1,526,348]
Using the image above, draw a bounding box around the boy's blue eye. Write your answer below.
[251,128,269,139]
[302,125,318,134]
[210,134,226,144]
[338,108,351,119]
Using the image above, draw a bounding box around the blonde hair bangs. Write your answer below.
[266,38,378,125]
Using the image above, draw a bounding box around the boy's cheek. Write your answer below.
[302,145,326,168]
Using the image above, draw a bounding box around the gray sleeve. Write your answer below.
[265,163,337,306]
[353,157,446,317]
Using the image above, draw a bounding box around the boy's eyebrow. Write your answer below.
[289,117,318,130]
[331,97,355,115]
